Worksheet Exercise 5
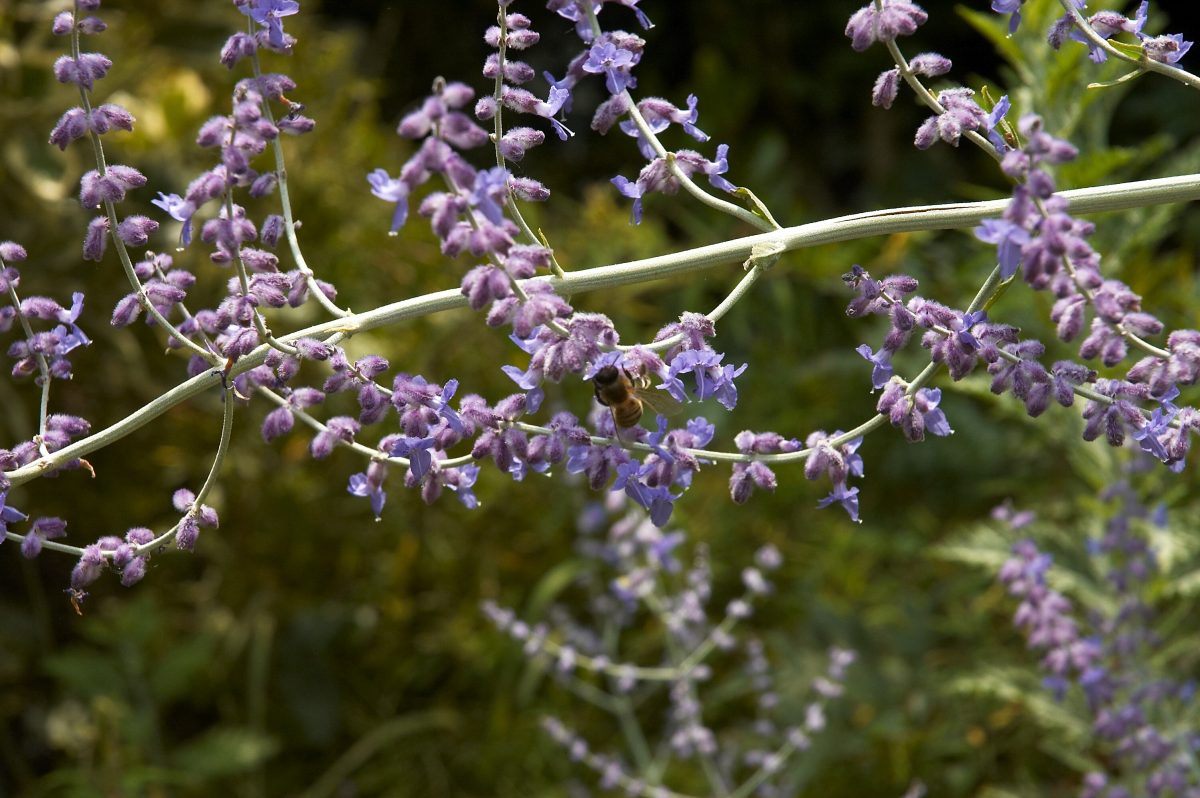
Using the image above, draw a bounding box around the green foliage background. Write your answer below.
[0,0,1198,795]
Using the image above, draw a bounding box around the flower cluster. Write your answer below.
[2,0,1192,622]
[48,1,157,265]
[335,10,763,539]
[847,2,1010,154]
[998,481,1200,797]
[1,1,1199,793]
[1,244,90,384]
[483,496,855,794]
[972,114,1200,469]
[846,0,1198,476]
[1053,1,1192,67]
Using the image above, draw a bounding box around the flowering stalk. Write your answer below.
[3,1,1198,595]
[1055,0,1200,91]
[3,173,1197,492]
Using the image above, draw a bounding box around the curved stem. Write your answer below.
[3,383,238,558]
[249,22,351,319]
[1059,0,1200,92]
[3,278,55,455]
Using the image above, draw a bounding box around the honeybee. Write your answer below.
[65,588,86,616]
[592,365,682,434]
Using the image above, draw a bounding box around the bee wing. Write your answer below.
[637,387,684,418]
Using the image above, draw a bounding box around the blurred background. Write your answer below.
[1,0,1199,795]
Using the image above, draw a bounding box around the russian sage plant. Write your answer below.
[1,0,1199,794]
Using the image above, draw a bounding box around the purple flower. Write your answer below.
[877,381,952,442]
[116,215,159,247]
[388,436,436,482]
[470,166,510,226]
[991,500,1036,530]
[729,460,777,504]
[1140,33,1193,65]
[611,461,677,527]
[855,344,894,390]
[498,127,545,162]
[442,464,480,509]
[367,169,409,232]
[804,431,865,485]
[309,416,359,459]
[872,68,902,109]
[53,53,112,91]
[659,349,747,409]
[956,310,987,350]
[983,95,1011,154]
[913,387,953,438]
[150,192,197,247]
[71,544,105,589]
[692,143,736,193]
[55,291,91,351]
[21,517,68,560]
[0,241,27,263]
[915,88,989,149]
[610,174,644,224]
[845,0,928,52]
[817,481,861,523]
[648,530,685,572]
[501,364,544,414]
[391,375,465,437]
[240,0,300,50]
[583,41,637,95]
[0,491,29,536]
[974,218,1030,280]
[1132,388,1178,463]
[991,0,1025,34]
[348,460,389,519]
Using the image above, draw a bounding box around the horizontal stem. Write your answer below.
[5,172,1198,487]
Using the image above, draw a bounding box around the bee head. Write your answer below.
[593,365,620,386]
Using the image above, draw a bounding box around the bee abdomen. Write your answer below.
[612,400,643,428]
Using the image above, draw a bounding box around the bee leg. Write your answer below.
[608,408,627,442]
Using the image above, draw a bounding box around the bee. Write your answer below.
[65,587,87,616]
[592,365,682,434]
